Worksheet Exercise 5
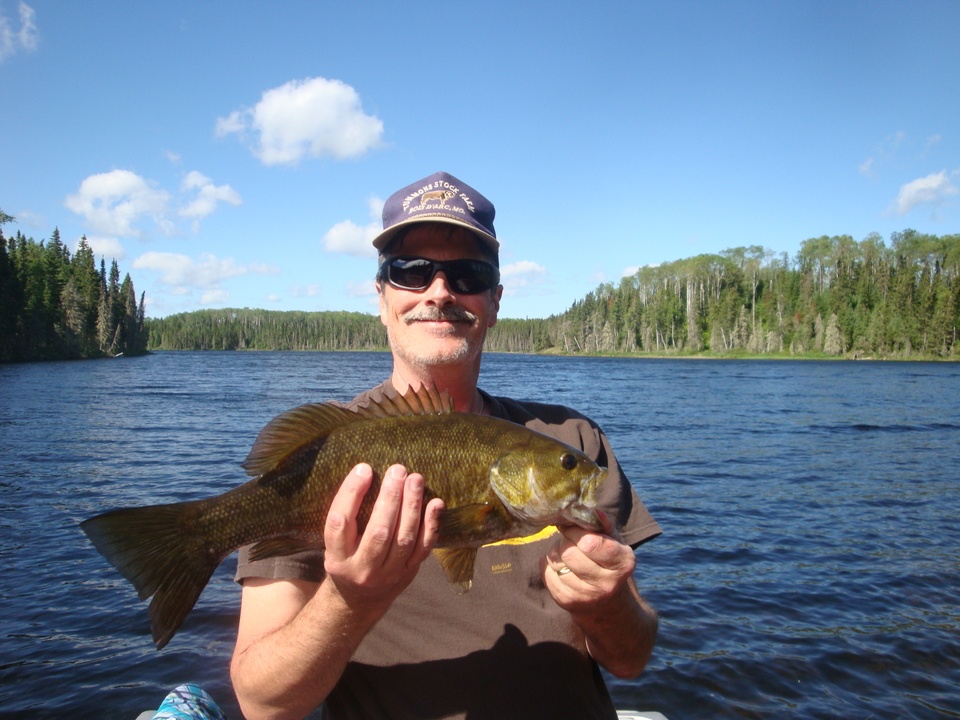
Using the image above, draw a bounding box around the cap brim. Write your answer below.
[372,215,499,255]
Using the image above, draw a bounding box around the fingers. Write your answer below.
[324,463,440,601]
[544,524,636,606]
[324,463,375,561]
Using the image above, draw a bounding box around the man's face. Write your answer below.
[378,224,502,376]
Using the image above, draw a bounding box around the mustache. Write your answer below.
[402,306,478,324]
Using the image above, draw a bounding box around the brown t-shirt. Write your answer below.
[236,383,661,720]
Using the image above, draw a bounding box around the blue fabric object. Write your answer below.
[152,684,227,720]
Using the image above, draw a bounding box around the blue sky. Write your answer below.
[2,1,958,320]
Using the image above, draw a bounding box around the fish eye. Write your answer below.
[560,453,578,471]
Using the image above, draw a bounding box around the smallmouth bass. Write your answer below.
[81,385,606,649]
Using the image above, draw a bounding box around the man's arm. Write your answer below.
[543,515,658,678]
[230,463,444,720]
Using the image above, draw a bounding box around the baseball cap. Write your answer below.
[371,171,499,258]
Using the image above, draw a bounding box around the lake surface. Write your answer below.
[1,352,958,719]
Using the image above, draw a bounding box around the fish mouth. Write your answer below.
[561,467,607,530]
[561,503,604,531]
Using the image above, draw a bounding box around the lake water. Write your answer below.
[1,352,958,719]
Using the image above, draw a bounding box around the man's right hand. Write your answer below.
[231,463,443,720]
[323,462,445,612]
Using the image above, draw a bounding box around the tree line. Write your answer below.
[143,228,958,360]
[0,216,148,363]
[146,308,388,351]
[6,218,957,361]
[529,229,959,359]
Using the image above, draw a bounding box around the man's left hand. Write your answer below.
[542,511,636,612]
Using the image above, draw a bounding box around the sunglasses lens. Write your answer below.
[390,258,434,289]
[448,260,497,294]
[382,258,499,294]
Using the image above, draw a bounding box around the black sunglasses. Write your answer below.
[377,256,500,295]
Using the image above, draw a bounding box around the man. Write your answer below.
[230,172,661,720]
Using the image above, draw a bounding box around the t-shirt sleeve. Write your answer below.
[234,545,325,584]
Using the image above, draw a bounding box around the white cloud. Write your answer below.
[860,130,907,177]
[80,235,127,261]
[216,77,384,165]
[200,289,229,306]
[178,170,242,225]
[0,2,38,62]
[134,251,245,286]
[64,170,171,238]
[65,168,242,239]
[322,196,383,257]
[290,284,320,298]
[249,262,280,275]
[133,251,277,303]
[622,263,659,277]
[924,134,942,153]
[347,280,377,298]
[500,260,548,295]
[892,170,959,215]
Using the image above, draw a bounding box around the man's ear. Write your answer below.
[377,280,388,327]
[488,285,503,328]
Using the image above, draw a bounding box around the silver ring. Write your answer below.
[557,565,572,576]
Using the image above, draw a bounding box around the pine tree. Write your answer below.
[824,313,844,355]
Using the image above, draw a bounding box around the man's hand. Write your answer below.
[541,511,657,678]
[542,511,636,612]
[232,463,445,720]
[323,463,445,613]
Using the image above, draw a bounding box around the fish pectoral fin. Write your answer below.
[247,536,318,562]
[432,548,477,593]
[438,503,509,540]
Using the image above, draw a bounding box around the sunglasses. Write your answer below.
[377,256,500,295]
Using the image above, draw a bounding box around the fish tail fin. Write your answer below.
[80,501,221,649]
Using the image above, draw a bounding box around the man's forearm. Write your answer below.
[574,580,658,678]
[231,579,383,720]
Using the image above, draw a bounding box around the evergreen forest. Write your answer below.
[145,229,960,360]
[0,218,148,363]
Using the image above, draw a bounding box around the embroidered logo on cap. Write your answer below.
[402,179,477,219]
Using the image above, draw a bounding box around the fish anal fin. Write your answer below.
[438,503,511,544]
[243,403,355,477]
[433,548,477,592]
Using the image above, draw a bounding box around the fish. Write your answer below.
[80,385,607,649]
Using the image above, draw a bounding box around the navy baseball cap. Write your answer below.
[371,171,499,258]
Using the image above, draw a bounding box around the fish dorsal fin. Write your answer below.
[242,403,358,477]
[351,384,455,420]
[242,386,454,477]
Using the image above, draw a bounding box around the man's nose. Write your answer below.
[422,271,457,304]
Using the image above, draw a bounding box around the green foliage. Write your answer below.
[527,230,959,359]
[145,309,389,351]
[0,229,148,362]
[148,229,957,360]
